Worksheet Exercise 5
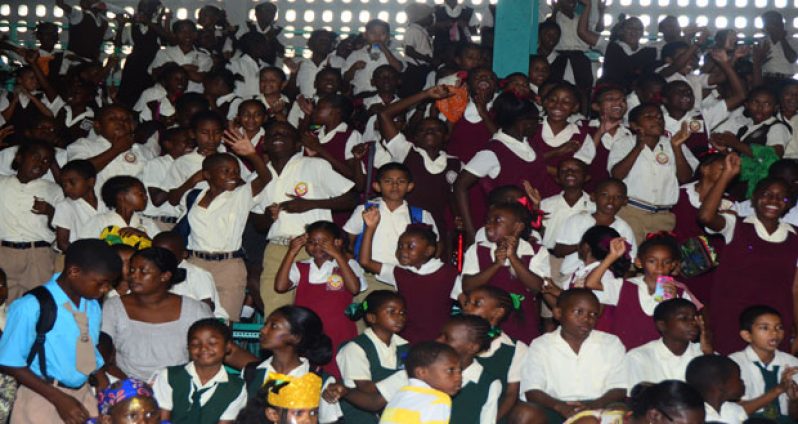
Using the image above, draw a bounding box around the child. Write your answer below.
[445,67,498,164]
[55,0,110,63]
[360,211,456,343]
[625,73,667,122]
[274,221,366,376]
[0,140,63,301]
[108,244,135,298]
[53,160,104,253]
[292,30,338,99]
[730,305,798,421]
[335,291,409,423]
[521,289,626,422]
[539,158,594,251]
[138,127,192,232]
[361,66,401,147]
[1,66,55,143]
[134,63,188,124]
[78,175,160,241]
[600,16,657,88]
[0,239,120,423]
[698,153,798,354]
[236,2,286,66]
[204,69,243,120]
[732,159,798,227]
[52,82,96,146]
[287,68,344,128]
[625,299,711,389]
[263,373,324,424]
[148,20,213,93]
[343,19,404,96]
[461,286,528,421]
[151,318,247,422]
[228,31,273,98]
[686,355,748,423]
[256,67,290,120]
[233,100,267,153]
[528,55,551,101]
[399,4,434,98]
[93,378,165,424]
[456,201,549,343]
[609,103,698,244]
[379,341,461,424]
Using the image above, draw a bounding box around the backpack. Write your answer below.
[352,205,423,258]
[174,188,203,245]
[24,286,57,381]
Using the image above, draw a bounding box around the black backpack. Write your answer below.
[24,286,57,380]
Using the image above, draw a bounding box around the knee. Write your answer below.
[508,402,549,424]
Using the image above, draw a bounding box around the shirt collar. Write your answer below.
[318,122,348,144]
[463,98,494,123]
[479,332,514,357]
[444,3,464,17]
[743,215,795,242]
[616,40,640,55]
[461,360,484,386]
[45,274,86,311]
[216,92,239,106]
[399,258,445,275]
[364,327,408,349]
[542,120,581,147]
[492,129,536,162]
[410,143,451,174]
[186,362,229,388]
[256,356,311,375]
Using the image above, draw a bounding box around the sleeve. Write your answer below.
[342,205,365,236]
[150,368,173,411]
[375,370,409,402]
[188,268,217,301]
[336,342,372,386]
[100,297,120,342]
[384,134,413,163]
[51,201,75,231]
[679,144,699,171]
[147,49,167,74]
[463,150,501,179]
[288,262,301,288]
[319,375,344,423]
[478,380,502,424]
[519,341,547,394]
[705,211,736,244]
[197,52,213,72]
[766,123,791,148]
[421,210,439,237]
[348,259,369,292]
[624,351,646,394]
[594,276,623,306]
[507,342,528,384]
[529,248,551,279]
[402,26,422,49]
[460,244,481,276]
[606,135,636,171]
[66,140,96,161]
[573,136,597,164]
[603,338,628,391]
[422,397,452,423]
[45,96,65,116]
[376,263,398,286]
[468,8,480,27]
[700,98,730,133]
[0,295,39,367]
[343,130,364,160]
[220,383,249,420]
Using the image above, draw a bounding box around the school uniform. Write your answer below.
[574,121,633,192]
[663,101,728,158]
[608,134,699,244]
[704,402,748,424]
[252,93,291,119]
[655,65,713,111]
[2,92,51,139]
[0,175,62,300]
[540,192,594,250]
[446,100,493,163]
[0,145,67,183]
[77,210,160,241]
[139,154,181,231]
[148,45,213,93]
[550,12,594,93]
[520,328,626,401]
[730,346,798,419]
[737,116,792,151]
[432,3,479,55]
[380,378,451,424]
[454,238,549,343]
[565,261,624,306]
[287,95,317,128]
[234,23,287,66]
[532,121,590,198]
[377,258,457,344]
[289,258,367,377]
[64,8,110,63]
[133,84,176,122]
[52,197,105,247]
[338,329,410,423]
[400,23,433,97]
[701,91,748,135]
[555,211,637,278]
[215,92,244,121]
[451,360,503,424]
[707,215,798,354]
[475,332,527,408]
[171,260,229,320]
[466,129,546,196]
[733,199,798,227]
[344,46,405,96]
[47,98,95,145]
[625,338,703,390]
[362,95,399,144]
[253,153,355,316]
[164,150,213,194]
[762,37,798,78]
[0,275,104,423]
[294,55,336,99]
[67,135,156,200]
[782,112,798,159]
[602,41,657,88]
[117,23,161,106]
[151,362,247,423]
[227,53,272,98]
[312,122,363,228]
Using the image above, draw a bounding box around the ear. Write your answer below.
[372,181,381,194]
[265,407,281,422]
[634,257,642,270]
[512,221,524,237]
[365,312,377,326]
[406,182,415,193]
[202,169,212,182]
[424,243,436,258]
[655,319,668,334]
[739,330,754,344]
[161,270,173,284]
[552,306,563,321]
[333,238,344,249]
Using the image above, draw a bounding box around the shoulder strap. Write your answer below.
[243,362,266,397]
[409,206,423,224]
[25,286,57,381]
[175,189,203,244]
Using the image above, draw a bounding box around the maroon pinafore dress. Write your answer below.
[530,124,590,197]
[583,127,612,193]
[394,263,459,343]
[403,149,461,233]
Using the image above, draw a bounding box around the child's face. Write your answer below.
[412,119,446,152]
[255,5,277,26]
[621,18,644,46]
[638,83,664,104]
[310,101,339,127]
[659,17,680,39]
[659,306,700,343]
[27,118,61,147]
[554,295,600,340]
[484,208,523,243]
[372,69,399,94]
[17,70,38,92]
[309,32,335,56]
[68,267,114,300]
[60,170,94,200]
[462,291,503,325]
[467,69,497,99]
[164,132,193,159]
[204,158,242,192]
[188,327,229,368]
[260,312,299,351]
[103,397,160,424]
[753,181,790,221]
[129,256,170,295]
[164,70,188,96]
[263,124,299,156]
[418,352,462,396]
[365,25,389,45]
[374,169,414,203]
[260,71,285,96]
[238,104,267,133]
[596,90,627,121]
[592,182,627,216]
[395,233,434,268]
[437,322,480,363]
[366,299,407,334]
[725,369,746,401]
[314,72,340,96]
[194,120,223,154]
[529,59,550,87]
[16,146,53,181]
[631,106,665,138]
[780,85,798,114]
[305,229,340,263]
[266,407,319,424]
[174,24,198,48]
[556,159,587,190]
[96,107,134,141]
[543,88,579,123]
[120,183,149,212]
[538,28,561,52]
[635,246,678,280]
[505,76,532,99]
[664,83,695,114]
[746,92,777,124]
[36,27,59,50]
[455,48,483,72]
[741,313,784,354]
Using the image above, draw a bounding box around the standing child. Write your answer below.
[53,160,104,253]
[343,19,404,97]
[148,20,213,93]
[78,175,160,241]
[400,4,434,98]
[151,318,247,422]
[274,221,366,377]
[539,158,593,253]
[138,127,192,232]
[686,355,748,423]
[0,239,120,423]
[55,0,110,63]
[291,30,337,99]
[445,66,497,164]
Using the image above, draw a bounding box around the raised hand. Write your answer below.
[289,234,308,253]
[608,237,628,259]
[223,126,256,157]
[521,180,542,208]
[362,206,381,228]
[672,121,690,147]
[723,152,741,178]
[427,84,453,100]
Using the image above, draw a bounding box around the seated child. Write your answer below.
[93,378,167,424]
[53,159,104,252]
[263,373,324,424]
[625,299,711,389]
[521,288,626,423]
[79,175,160,240]
[151,318,247,422]
[203,68,243,121]
[133,63,188,123]
[686,355,748,423]
[0,115,67,183]
[379,341,461,424]
[730,305,798,421]
[0,239,121,423]
[539,158,594,252]
[255,67,290,120]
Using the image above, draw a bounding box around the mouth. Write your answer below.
[767,338,780,348]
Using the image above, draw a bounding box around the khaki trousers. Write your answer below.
[260,243,309,317]
[11,383,97,424]
[188,257,247,321]
[0,246,55,301]
[617,205,676,246]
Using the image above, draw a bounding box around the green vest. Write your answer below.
[167,365,244,424]
[339,334,410,424]
[450,362,500,424]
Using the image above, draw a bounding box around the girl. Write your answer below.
[446,67,498,164]
[53,159,104,252]
[336,290,408,423]
[500,73,533,101]
[134,63,189,123]
[240,306,338,423]
[595,233,697,350]
[699,153,798,354]
[457,202,548,343]
[359,208,457,343]
[437,314,501,424]
[599,16,657,88]
[274,221,366,377]
[454,91,541,242]
[256,67,290,121]
[204,69,243,121]
[1,65,55,142]
[235,99,268,155]
[79,175,160,240]
[461,286,528,422]
[53,82,96,146]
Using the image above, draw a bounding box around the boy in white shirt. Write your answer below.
[686,355,748,424]
[148,20,213,93]
[292,30,338,99]
[760,11,798,81]
[343,19,404,96]
[138,127,192,232]
[53,160,105,253]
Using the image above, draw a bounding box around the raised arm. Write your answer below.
[697,153,739,231]
[378,85,452,141]
[274,235,307,293]
[576,0,600,47]
[358,207,384,274]
[223,127,272,195]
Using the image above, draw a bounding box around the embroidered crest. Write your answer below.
[294,182,308,197]
[688,119,702,133]
[655,151,670,165]
[124,152,137,163]
[326,273,344,291]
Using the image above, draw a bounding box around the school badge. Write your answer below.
[294,182,308,197]
[326,273,344,291]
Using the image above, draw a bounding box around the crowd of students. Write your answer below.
[0,0,796,422]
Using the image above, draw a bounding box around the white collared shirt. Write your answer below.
[542,120,582,148]
[738,116,792,148]
[704,401,748,424]
[709,214,797,245]
[540,191,595,249]
[574,120,633,165]
[520,329,627,401]
[52,197,105,244]
[554,12,589,51]
[295,55,336,98]
[682,181,734,212]
[188,182,264,252]
[172,260,229,320]
[566,260,624,305]
[344,46,405,95]
[464,130,536,179]
[227,53,271,98]
[600,276,693,314]
[163,150,213,193]
[0,145,67,183]
[343,198,438,265]
[625,338,703,391]
[151,362,247,420]
[377,258,447,286]
[288,258,367,292]
[337,328,408,386]
[555,211,638,276]
[67,135,156,198]
[383,133,457,175]
[133,84,175,122]
[216,92,244,120]
[78,210,160,240]
[730,345,798,415]
[403,23,433,66]
[0,175,63,242]
[139,154,181,218]
[318,122,363,160]
[148,45,213,93]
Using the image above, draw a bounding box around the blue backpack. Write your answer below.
[352,204,423,258]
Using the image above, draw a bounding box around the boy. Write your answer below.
[138,127,192,232]
[400,3,434,98]
[148,20,213,93]
[0,239,121,423]
[729,305,798,421]
[380,341,461,424]
[686,355,748,423]
[540,158,593,251]
[287,68,343,128]
[343,19,404,96]
[53,160,104,253]
[521,288,626,422]
[292,29,338,99]
[236,2,287,66]
[626,299,711,390]
[656,33,711,110]
[761,11,798,84]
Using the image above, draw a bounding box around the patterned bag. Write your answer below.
[679,236,719,278]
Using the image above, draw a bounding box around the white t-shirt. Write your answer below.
[625,338,703,391]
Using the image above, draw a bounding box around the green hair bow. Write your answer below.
[344,301,368,320]
[509,293,525,311]
[487,326,502,338]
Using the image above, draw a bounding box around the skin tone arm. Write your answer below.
[740,367,798,414]
[274,235,308,293]
[148,187,168,207]
[659,32,709,79]
[379,85,452,141]
[697,153,739,231]
[497,383,520,421]
[453,170,480,244]
[375,41,403,72]
[55,228,71,253]
[322,382,388,411]
[504,236,544,293]
[576,0,600,47]
[710,49,747,111]
[670,122,694,184]
[0,366,89,424]
[86,132,134,173]
[279,189,358,215]
[404,46,432,64]
[55,0,73,14]
[223,128,272,195]
[166,171,204,206]
[610,138,647,180]
[358,207,384,274]
[582,238,627,290]
[474,92,498,135]
[23,50,57,103]
[462,239,510,291]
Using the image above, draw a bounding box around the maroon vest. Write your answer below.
[67,11,108,60]
[530,124,590,197]
[447,118,492,163]
[478,139,547,196]
[681,114,711,158]
[583,127,612,193]
[403,149,461,232]
[395,263,459,344]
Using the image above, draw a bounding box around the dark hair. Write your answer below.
[376,162,413,182]
[365,19,390,33]
[747,85,778,104]
[593,83,626,102]
[661,41,690,61]
[685,355,740,395]
[201,152,238,172]
[97,104,132,122]
[653,298,697,323]
[161,127,191,148]
[752,176,790,204]
[190,110,225,131]
[132,247,187,287]
[264,120,300,141]
[405,341,458,378]
[698,153,726,178]
[101,176,144,209]
[15,140,56,173]
[402,224,438,247]
[489,201,533,241]
[111,243,136,256]
[556,287,599,308]
[157,62,189,87]
[271,305,333,367]
[594,177,628,196]
[662,80,692,100]
[151,231,186,253]
[628,102,663,125]
[175,92,210,115]
[538,20,561,35]
[579,225,630,278]
[445,315,493,353]
[315,67,343,86]
[739,305,782,332]
[0,268,6,284]
[543,81,580,103]
[492,91,539,130]
[769,159,798,179]
[487,185,525,206]
[455,42,483,59]
[260,66,287,82]
[317,94,354,123]
[466,286,513,323]
[238,32,268,58]
[372,64,400,80]
[238,99,268,116]
[171,19,197,33]
[629,380,705,419]
[635,73,667,92]
[205,68,239,90]
[348,290,405,321]
[638,232,680,260]
[305,220,342,240]
[65,239,124,278]
[188,318,232,344]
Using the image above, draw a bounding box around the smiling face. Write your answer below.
[188,327,229,368]
[780,84,798,116]
[746,91,777,124]
[372,67,400,94]
[412,119,446,152]
[621,18,644,48]
[664,82,695,114]
[164,69,188,96]
[591,181,627,216]
[467,68,497,99]
[596,89,627,121]
[528,58,550,87]
[259,69,286,96]
[543,87,579,123]
[263,122,299,157]
[204,157,241,192]
[174,22,198,49]
[314,71,341,96]
[753,180,790,221]
[237,102,267,133]
[556,159,587,190]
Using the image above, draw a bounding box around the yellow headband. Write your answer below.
[266,372,321,410]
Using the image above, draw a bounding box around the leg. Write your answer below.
[189,257,248,321]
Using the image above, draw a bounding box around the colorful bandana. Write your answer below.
[97,378,155,415]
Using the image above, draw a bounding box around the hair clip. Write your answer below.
[344,301,368,319]
[509,293,525,311]
[450,304,463,316]
[487,326,502,338]
[516,197,545,230]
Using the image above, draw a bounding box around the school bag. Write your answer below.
[352,204,423,258]
[25,286,57,380]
